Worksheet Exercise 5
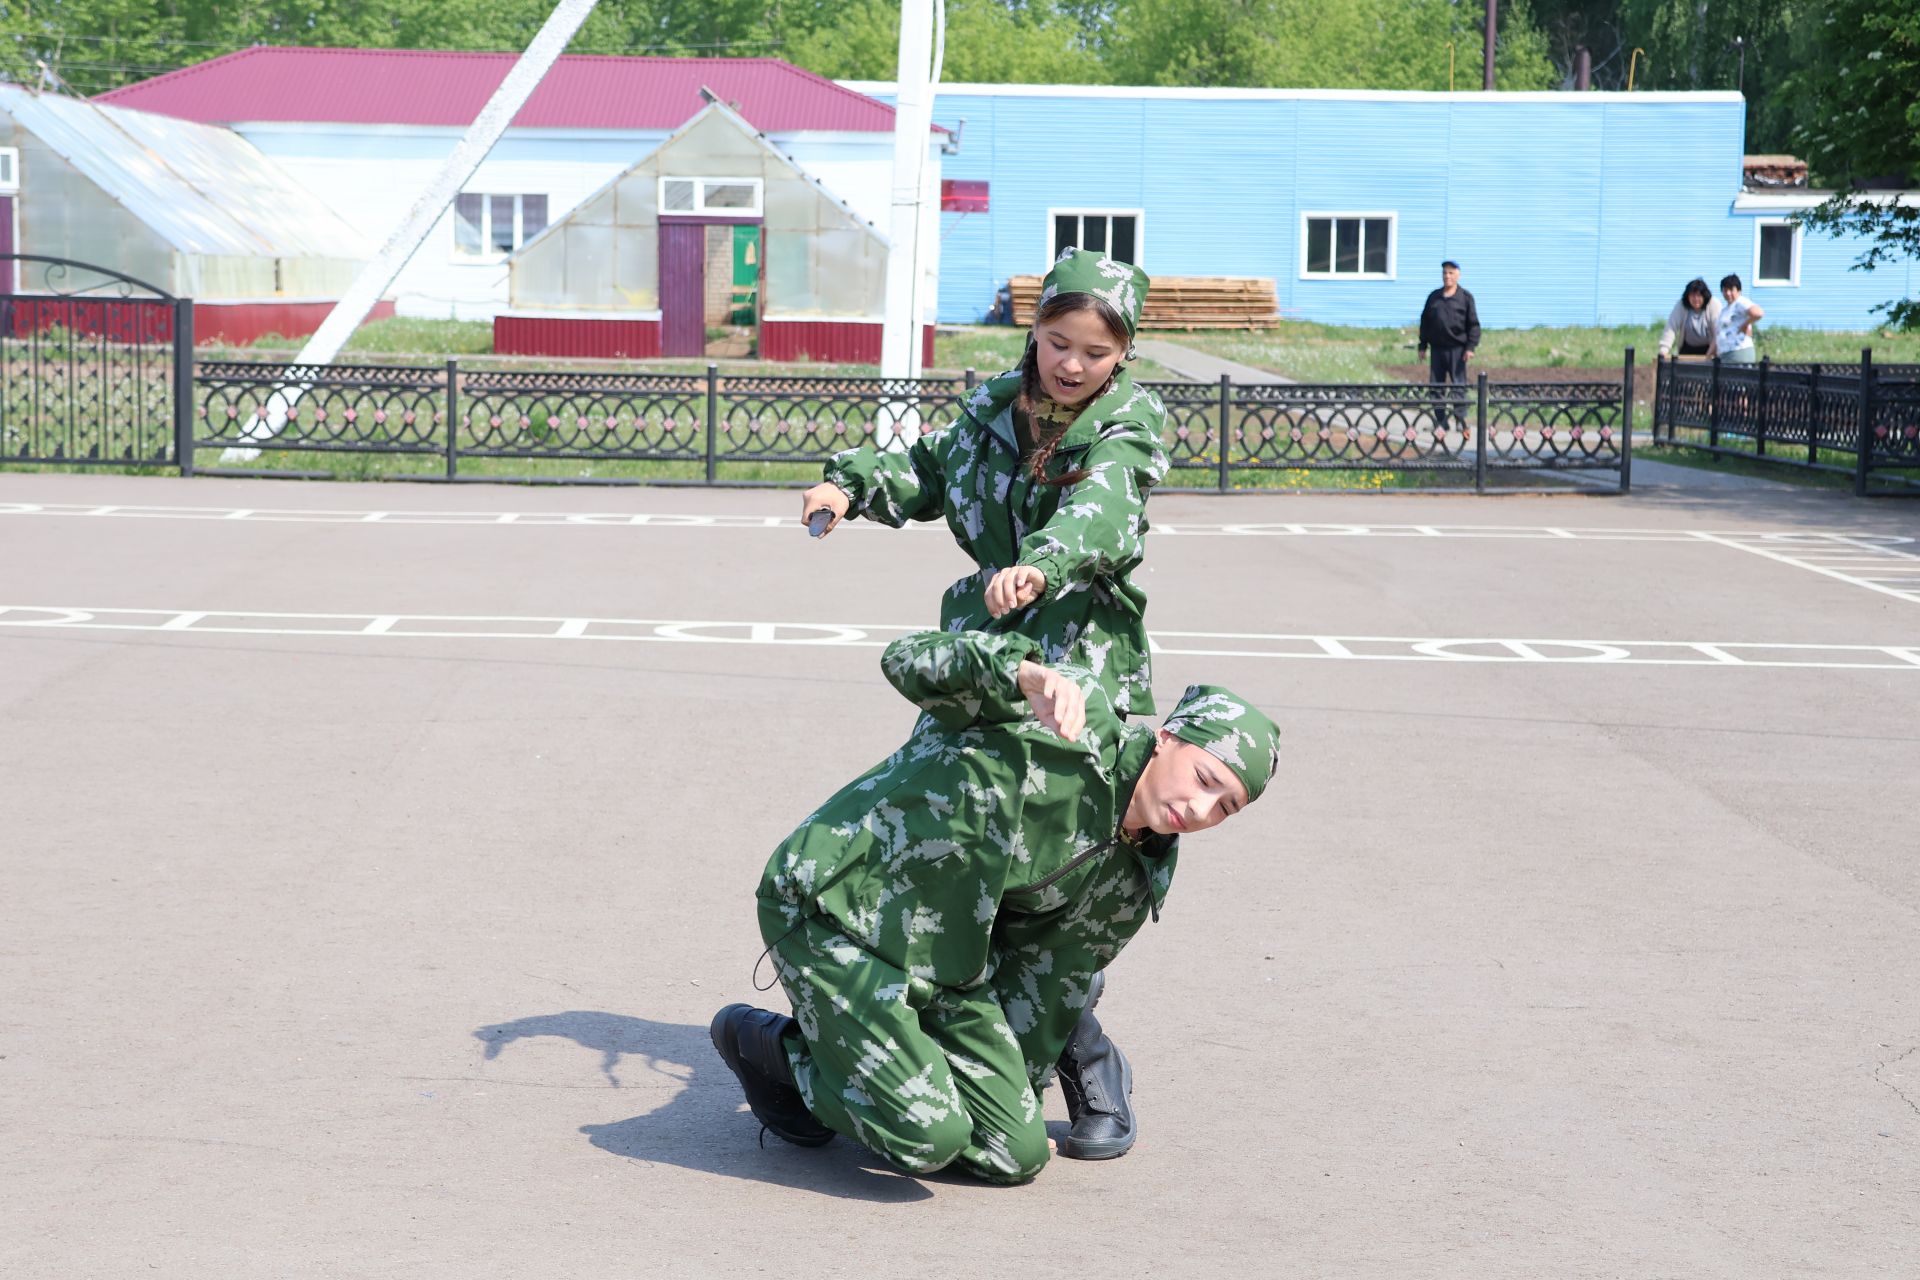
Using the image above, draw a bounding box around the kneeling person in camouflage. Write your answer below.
[711,629,1280,1184]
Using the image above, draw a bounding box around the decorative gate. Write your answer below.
[0,255,193,468]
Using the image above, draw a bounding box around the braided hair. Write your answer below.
[1014,292,1131,487]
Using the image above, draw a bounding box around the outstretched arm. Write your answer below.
[819,430,949,529]
[881,630,1085,738]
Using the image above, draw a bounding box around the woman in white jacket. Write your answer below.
[1658,278,1721,358]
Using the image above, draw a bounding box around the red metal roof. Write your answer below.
[94,47,898,133]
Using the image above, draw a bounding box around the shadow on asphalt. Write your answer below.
[473,1010,934,1202]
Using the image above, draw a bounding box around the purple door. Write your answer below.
[659,222,705,357]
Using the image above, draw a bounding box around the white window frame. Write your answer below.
[1046,207,1146,267]
[1753,217,1801,287]
[451,193,549,262]
[657,176,765,217]
[0,147,18,193]
[1298,211,1398,280]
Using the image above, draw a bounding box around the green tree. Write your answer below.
[1786,0,1920,328]
[1099,0,1556,91]
[1782,0,1919,186]
[0,0,190,96]
[774,0,1107,83]
[1526,1,1811,151]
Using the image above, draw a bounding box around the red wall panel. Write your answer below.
[759,322,935,366]
[493,316,663,359]
[0,298,394,345]
[193,300,396,346]
[492,317,931,366]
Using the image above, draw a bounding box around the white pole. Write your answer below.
[225,0,602,459]
[881,0,935,384]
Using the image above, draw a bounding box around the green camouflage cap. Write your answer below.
[1038,247,1151,338]
[1161,684,1282,804]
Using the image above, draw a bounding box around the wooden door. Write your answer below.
[659,222,705,357]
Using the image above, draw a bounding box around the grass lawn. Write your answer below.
[208,314,1920,386]
[1130,322,1920,382]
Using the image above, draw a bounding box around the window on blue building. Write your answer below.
[1050,210,1141,265]
[1755,219,1799,287]
[1302,214,1394,279]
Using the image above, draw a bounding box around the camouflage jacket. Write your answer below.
[757,629,1177,994]
[822,368,1169,715]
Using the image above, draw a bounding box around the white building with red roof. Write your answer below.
[97,47,936,353]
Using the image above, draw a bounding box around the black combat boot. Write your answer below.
[1054,974,1137,1159]
[709,1004,835,1148]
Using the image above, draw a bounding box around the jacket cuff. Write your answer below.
[818,462,864,512]
[1016,551,1070,605]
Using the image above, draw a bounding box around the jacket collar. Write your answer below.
[961,364,1158,452]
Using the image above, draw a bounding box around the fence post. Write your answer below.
[1217,374,1231,493]
[1854,347,1875,496]
[704,362,719,485]
[172,297,195,476]
[1708,355,1721,451]
[1620,346,1634,493]
[1807,363,1820,467]
[1473,372,1488,495]
[1754,356,1771,457]
[1651,356,1664,443]
[444,357,459,481]
[964,367,976,391]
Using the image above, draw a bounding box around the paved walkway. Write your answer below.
[1628,455,1802,490]
[1135,337,1295,384]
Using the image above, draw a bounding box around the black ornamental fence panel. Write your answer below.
[1652,352,1920,494]
[1156,357,1632,493]
[172,357,1636,492]
[192,361,448,474]
[0,255,191,469]
[184,363,984,484]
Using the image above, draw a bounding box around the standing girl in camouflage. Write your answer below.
[795,248,1168,1157]
[710,629,1281,1184]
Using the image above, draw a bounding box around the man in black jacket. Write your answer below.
[1417,260,1480,435]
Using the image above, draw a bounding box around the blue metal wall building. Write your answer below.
[845,83,1917,331]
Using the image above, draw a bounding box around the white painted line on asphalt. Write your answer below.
[1688,643,1744,665]
[2,500,1913,549]
[4,604,1917,671]
[1693,531,1920,605]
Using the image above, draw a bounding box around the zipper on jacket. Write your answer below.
[1003,840,1114,897]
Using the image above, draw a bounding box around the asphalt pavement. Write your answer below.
[3,472,1917,1278]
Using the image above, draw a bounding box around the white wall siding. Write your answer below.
[237,123,892,319]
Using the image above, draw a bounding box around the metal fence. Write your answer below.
[0,255,193,469]
[186,354,1635,493]
[1651,352,1920,494]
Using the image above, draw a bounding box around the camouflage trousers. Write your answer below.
[754,863,1149,1184]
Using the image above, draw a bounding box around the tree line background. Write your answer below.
[0,0,1911,186]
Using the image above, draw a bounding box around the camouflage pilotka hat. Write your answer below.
[1038,247,1152,339]
[1161,685,1283,803]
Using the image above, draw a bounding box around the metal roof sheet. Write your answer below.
[1,85,370,259]
[95,48,899,133]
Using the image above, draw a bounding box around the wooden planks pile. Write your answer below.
[1008,274,1279,330]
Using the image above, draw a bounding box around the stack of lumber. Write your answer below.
[1008,274,1279,330]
